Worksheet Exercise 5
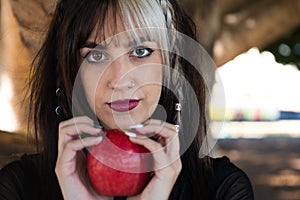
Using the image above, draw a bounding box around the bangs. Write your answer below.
[93,0,169,62]
[119,0,167,45]
[120,0,170,65]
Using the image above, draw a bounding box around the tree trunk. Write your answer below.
[179,0,221,55]
[9,0,54,55]
[1,0,300,133]
[0,0,53,133]
[0,0,30,133]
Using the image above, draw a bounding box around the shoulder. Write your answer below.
[210,156,255,200]
[0,154,41,199]
[0,153,40,176]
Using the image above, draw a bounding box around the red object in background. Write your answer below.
[87,129,153,196]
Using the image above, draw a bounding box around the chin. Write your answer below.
[102,118,137,129]
[98,108,150,129]
[113,117,147,129]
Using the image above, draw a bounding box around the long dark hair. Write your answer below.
[28,0,213,199]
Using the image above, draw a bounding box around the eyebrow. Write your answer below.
[81,42,105,49]
[127,37,147,47]
[81,37,152,49]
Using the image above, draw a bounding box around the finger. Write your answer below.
[130,136,180,172]
[144,119,177,132]
[130,127,180,161]
[59,116,95,129]
[129,137,169,169]
[58,123,102,151]
[165,133,180,159]
[58,120,102,155]
[133,123,179,157]
[59,136,103,163]
[135,124,176,139]
[60,123,102,137]
[130,136,163,152]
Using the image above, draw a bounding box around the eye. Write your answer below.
[84,50,107,63]
[130,47,154,58]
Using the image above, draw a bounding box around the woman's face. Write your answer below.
[79,16,163,129]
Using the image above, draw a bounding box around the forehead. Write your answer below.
[88,11,125,42]
[86,8,156,47]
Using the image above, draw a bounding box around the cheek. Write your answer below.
[147,85,162,103]
[137,64,162,84]
[142,84,162,120]
[137,62,163,102]
[141,66,162,104]
[80,66,106,108]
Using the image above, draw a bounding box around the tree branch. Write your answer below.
[214,0,300,66]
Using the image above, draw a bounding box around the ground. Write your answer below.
[217,137,300,200]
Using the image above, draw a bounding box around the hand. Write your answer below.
[128,119,182,200]
[55,116,112,200]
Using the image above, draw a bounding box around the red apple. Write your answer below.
[87,129,153,196]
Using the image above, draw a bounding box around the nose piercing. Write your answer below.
[129,80,135,88]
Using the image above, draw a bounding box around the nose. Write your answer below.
[107,56,135,90]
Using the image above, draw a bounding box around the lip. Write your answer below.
[107,99,140,112]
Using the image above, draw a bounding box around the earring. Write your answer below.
[55,106,61,116]
[56,88,61,96]
[175,103,181,132]
[55,88,62,116]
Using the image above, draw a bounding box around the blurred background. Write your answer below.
[0,0,299,199]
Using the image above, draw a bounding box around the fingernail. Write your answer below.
[128,124,144,129]
[80,133,89,139]
[124,131,137,138]
[80,132,105,139]
[94,124,103,129]
[96,132,106,137]
[94,134,104,143]
[96,135,104,141]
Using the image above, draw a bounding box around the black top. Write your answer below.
[0,154,254,200]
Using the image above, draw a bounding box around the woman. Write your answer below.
[0,0,254,199]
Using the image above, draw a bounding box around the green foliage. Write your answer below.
[262,27,300,70]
